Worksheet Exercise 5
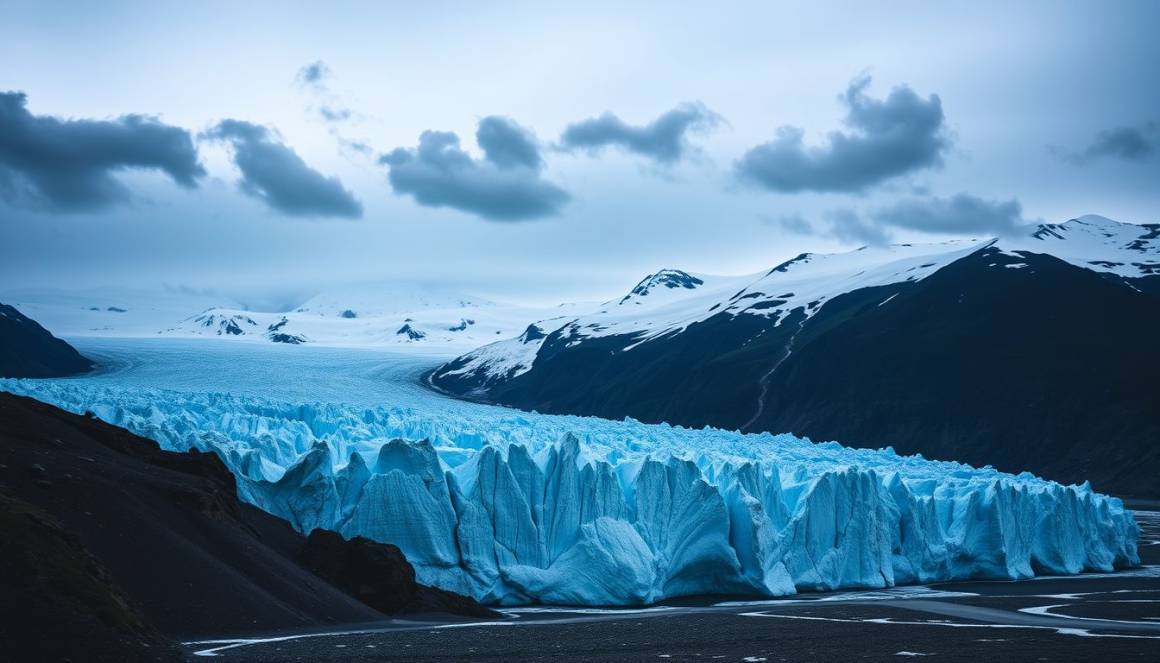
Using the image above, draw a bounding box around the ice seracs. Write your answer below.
[1,376,1139,606]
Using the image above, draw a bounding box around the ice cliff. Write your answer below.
[0,379,1139,605]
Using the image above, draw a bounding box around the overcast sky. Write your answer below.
[2,1,1158,306]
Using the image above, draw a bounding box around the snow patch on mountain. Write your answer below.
[1001,215,1160,277]
[618,269,708,305]
[435,322,557,388]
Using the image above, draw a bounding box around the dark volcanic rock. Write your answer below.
[0,491,182,662]
[397,323,426,340]
[0,303,94,378]
[0,392,494,659]
[299,530,496,618]
[266,317,308,344]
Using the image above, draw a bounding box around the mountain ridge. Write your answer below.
[431,216,1160,497]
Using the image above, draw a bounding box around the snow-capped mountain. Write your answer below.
[2,282,596,354]
[160,284,596,352]
[0,286,245,339]
[432,215,1160,497]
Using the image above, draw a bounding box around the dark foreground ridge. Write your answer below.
[0,302,94,378]
[0,392,494,662]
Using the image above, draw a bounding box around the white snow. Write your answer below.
[0,282,597,355]
[1000,215,1160,279]
[0,338,1139,606]
[445,216,1159,386]
[158,285,600,354]
[0,286,244,338]
[444,240,989,380]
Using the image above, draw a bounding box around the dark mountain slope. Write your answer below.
[0,303,93,377]
[435,249,1160,497]
[0,492,183,662]
[755,249,1160,497]
[0,392,493,660]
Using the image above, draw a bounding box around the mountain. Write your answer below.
[0,286,246,338]
[2,282,596,353]
[0,392,493,660]
[431,215,1160,498]
[0,303,94,378]
[157,283,596,352]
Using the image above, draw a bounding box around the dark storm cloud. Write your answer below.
[206,119,363,219]
[762,209,892,246]
[872,193,1028,235]
[1056,122,1157,164]
[476,116,543,169]
[774,193,1029,247]
[0,91,204,212]
[559,102,721,164]
[736,76,949,193]
[764,212,813,235]
[825,208,893,246]
[379,116,568,221]
[296,61,331,90]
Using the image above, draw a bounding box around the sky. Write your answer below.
[2,0,1158,307]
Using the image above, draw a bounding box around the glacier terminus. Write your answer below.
[1,338,1139,606]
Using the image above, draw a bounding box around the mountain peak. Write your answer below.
[619,269,706,304]
[1065,214,1123,228]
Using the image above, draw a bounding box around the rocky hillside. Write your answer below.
[0,303,93,377]
[0,392,493,661]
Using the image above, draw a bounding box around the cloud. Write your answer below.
[772,193,1030,247]
[0,91,204,212]
[295,61,359,131]
[872,193,1028,235]
[205,119,363,219]
[762,209,892,246]
[319,106,352,123]
[736,76,949,193]
[765,212,813,235]
[477,116,543,169]
[559,102,721,164]
[825,208,893,246]
[1055,122,1157,164]
[379,117,568,221]
[296,61,331,90]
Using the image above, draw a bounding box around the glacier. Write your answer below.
[0,339,1139,605]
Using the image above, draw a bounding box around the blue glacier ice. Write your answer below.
[0,339,1140,605]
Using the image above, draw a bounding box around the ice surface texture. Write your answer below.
[3,375,1137,606]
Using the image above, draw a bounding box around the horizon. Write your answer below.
[0,212,1141,311]
[3,2,1158,306]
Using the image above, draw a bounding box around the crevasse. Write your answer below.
[1,379,1139,605]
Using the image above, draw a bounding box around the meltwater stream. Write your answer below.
[0,338,1140,605]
